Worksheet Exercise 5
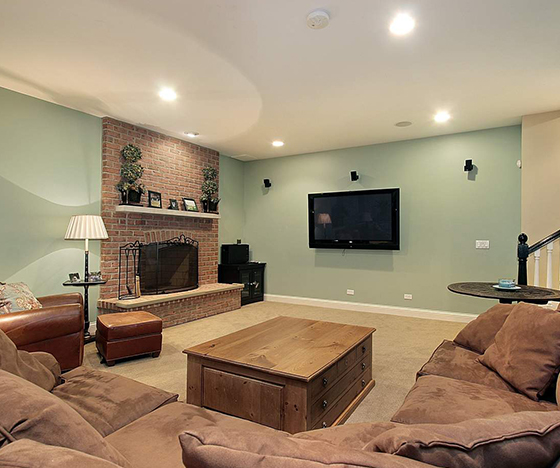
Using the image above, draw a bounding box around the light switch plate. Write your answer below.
[476,240,490,249]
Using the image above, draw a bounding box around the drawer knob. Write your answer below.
[322,378,328,387]
[362,362,366,370]
[322,400,328,409]
[322,422,327,428]
[362,379,366,387]
[362,346,366,354]
[345,358,348,366]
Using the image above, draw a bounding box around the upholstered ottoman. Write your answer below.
[96,312,162,366]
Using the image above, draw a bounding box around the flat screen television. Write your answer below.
[308,188,400,250]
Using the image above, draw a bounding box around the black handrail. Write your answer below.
[528,229,560,254]
[517,230,560,285]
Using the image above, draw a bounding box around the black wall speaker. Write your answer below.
[464,159,474,172]
[350,171,360,181]
[263,178,272,188]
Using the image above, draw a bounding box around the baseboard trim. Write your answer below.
[264,294,475,323]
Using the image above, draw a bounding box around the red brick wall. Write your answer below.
[100,117,220,300]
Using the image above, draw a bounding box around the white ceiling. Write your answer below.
[1,0,559,160]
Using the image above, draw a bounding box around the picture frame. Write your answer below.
[89,271,103,282]
[183,197,198,212]
[168,199,179,210]
[68,273,80,283]
[148,190,162,208]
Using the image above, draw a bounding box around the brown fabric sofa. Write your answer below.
[0,293,84,371]
[2,303,560,468]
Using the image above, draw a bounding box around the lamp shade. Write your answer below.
[65,215,108,240]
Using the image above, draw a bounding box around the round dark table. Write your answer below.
[448,282,560,304]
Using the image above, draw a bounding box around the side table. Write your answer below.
[63,280,107,343]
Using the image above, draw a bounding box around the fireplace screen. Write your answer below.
[118,235,199,299]
[139,235,199,295]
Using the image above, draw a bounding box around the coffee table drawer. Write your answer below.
[337,337,372,375]
[202,368,283,429]
[312,365,373,430]
[311,355,371,425]
[309,336,373,400]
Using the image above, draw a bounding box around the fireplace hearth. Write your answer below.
[119,234,199,299]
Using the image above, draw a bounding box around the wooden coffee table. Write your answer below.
[183,316,375,433]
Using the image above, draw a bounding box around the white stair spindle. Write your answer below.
[547,242,554,288]
[533,249,541,286]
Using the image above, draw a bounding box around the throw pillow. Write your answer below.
[0,370,131,467]
[0,282,42,315]
[0,439,123,468]
[369,410,560,468]
[454,303,514,354]
[0,328,60,391]
[179,426,432,468]
[479,303,560,400]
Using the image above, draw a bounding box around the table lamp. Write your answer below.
[65,215,108,281]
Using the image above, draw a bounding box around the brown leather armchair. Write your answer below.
[0,293,84,371]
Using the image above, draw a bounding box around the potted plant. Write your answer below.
[116,144,145,205]
[200,166,220,213]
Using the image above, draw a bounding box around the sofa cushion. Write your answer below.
[53,366,178,436]
[371,411,560,468]
[179,426,437,468]
[106,401,278,468]
[295,421,398,451]
[418,340,514,392]
[0,439,123,468]
[0,370,131,467]
[0,328,61,391]
[0,282,42,314]
[479,303,560,400]
[392,375,556,425]
[454,303,513,354]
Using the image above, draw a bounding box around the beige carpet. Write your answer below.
[84,302,465,423]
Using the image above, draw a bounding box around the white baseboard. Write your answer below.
[264,294,475,323]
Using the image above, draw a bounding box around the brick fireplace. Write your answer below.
[96,118,241,327]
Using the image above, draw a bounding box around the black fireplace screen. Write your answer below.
[118,235,198,299]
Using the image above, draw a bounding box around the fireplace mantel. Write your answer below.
[115,205,220,219]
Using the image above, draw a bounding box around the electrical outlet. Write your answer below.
[346,289,355,296]
[476,240,490,249]
[404,294,413,300]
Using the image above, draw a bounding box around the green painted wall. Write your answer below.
[0,87,102,316]
[218,155,245,248]
[241,126,521,314]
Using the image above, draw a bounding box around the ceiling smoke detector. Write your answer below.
[307,10,330,29]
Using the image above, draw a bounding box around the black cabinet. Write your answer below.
[219,263,266,305]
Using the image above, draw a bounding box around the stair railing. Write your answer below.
[517,229,560,287]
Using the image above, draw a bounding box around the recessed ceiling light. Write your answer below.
[389,13,415,36]
[159,88,177,101]
[434,111,451,123]
[185,132,199,138]
[272,140,284,147]
[395,121,412,127]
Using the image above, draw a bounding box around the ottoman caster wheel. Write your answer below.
[106,360,116,367]
[151,352,161,358]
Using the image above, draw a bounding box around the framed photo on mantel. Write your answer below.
[148,190,162,208]
[183,198,198,212]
